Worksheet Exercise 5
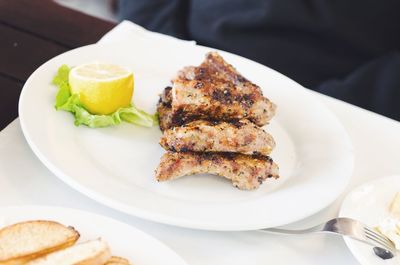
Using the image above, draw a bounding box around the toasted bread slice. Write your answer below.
[104,256,130,265]
[26,239,111,265]
[0,220,80,265]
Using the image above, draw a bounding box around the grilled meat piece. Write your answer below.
[170,52,276,127]
[160,119,275,156]
[159,86,173,107]
[155,152,279,190]
[157,104,174,132]
[157,87,174,131]
[157,86,200,131]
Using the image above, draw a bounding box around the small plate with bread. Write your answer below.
[0,206,187,265]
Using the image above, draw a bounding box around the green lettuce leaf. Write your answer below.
[52,65,158,128]
[52,65,71,108]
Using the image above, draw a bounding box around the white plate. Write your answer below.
[19,40,353,230]
[0,205,187,265]
[340,175,400,265]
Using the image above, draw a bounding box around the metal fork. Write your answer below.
[261,217,396,259]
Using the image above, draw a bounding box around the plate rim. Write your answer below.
[19,42,354,231]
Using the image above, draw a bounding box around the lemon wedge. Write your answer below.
[69,62,134,115]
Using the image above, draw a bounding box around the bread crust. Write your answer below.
[0,220,79,265]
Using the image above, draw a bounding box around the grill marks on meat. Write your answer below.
[157,87,200,131]
[157,87,175,131]
[160,120,275,156]
[157,52,276,130]
[155,52,279,190]
[172,52,276,126]
[156,152,279,190]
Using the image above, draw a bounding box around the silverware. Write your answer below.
[261,217,396,259]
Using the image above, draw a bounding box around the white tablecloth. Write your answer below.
[1,21,400,264]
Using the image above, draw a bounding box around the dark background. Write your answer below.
[1,0,399,130]
[118,0,400,121]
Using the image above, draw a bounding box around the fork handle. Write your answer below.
[261,219,343,235]
[262,226,325,235]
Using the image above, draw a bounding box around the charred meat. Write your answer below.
[160,119,275,156]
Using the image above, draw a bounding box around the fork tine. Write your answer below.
[365,232,391,248]
[364,227,392,243]
[364,227,394,247]
[365,234,394,252]
[364,230,395,251]
[364,230,393,247]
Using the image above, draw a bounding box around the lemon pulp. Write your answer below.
[69,62,134,115]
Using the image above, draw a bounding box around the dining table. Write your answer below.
[1,1,400,264]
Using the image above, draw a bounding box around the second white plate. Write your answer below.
[0,206,187,265]
[340,175,400,265]
[19,40,353,230]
